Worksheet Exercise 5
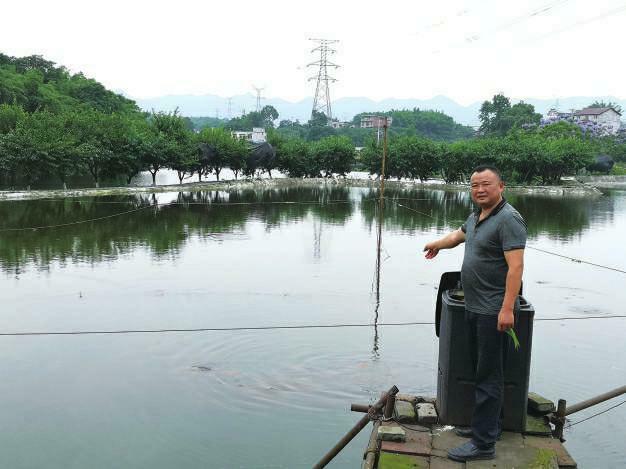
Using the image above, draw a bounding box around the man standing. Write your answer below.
[423,165,526,462]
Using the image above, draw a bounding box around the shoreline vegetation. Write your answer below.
[2,53,625,196]
[0,176,604,201]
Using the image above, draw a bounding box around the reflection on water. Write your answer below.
[0,186,615,275]
[0,186,624,468]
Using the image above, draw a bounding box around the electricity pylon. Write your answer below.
[252,86,265,112]
[308,38,339,121]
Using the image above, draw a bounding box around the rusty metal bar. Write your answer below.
[565,385,626,416]
[383,390,396,419]
[351,403,371,413]
[313,385,399,469]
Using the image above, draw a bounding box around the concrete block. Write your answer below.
[528,392,556,414]
[396,393,418,405]
[417,402,438,424]
[395,400,418,423]
[524,414,553,436]
[378,425,406,442]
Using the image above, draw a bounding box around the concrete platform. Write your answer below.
[364,409,576,468]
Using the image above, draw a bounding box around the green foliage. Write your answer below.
[479,94,541,136]
[0,103,26,134]
[353,108,474,142]
[276,138,312,177]
[226,111,264,131]
[391,136,440,181]
[0,53,140,116]
[188,116,227,130]
[309,136,355,177]
[197,127,249,180]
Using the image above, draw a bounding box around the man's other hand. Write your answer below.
[497,308,514,331]
[423,242,439,259]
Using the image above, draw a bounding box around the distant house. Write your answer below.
[329,120,351,129]
[573,107,622,135]
[360,115,393,129]
[545,108,573,120]
[231,127,267,143]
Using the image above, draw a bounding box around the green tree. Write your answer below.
[0,103,26,134]
[309,136,355,177]
[479,94,511,136]
[260,105,279,127]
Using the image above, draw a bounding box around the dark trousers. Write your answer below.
[466,311,506,449]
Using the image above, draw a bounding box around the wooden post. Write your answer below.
[553,399,567,442]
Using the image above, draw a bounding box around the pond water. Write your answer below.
[0,185,624,468]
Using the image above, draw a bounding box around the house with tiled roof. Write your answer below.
[573,107,622,134]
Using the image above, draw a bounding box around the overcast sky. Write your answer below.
[2,0,625,104]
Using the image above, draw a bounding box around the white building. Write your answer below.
[573,107,622,135]
[329,121,351,129]
[545,108,573,120]
[231,127,267,143]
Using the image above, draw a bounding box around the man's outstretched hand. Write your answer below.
[423,242,439,259]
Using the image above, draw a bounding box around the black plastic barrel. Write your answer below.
[435,272,534,432]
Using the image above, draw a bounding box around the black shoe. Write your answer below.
[447,441,495,462]
[454,427,502,440]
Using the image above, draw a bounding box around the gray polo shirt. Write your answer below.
[460,198,527,315]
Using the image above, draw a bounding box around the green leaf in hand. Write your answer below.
[506,328,520,350]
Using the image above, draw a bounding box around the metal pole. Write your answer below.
[565,385,626,416]
[380,118,388,199]
[350,404,371,413]
[313,385,399,469]
[383,391,396,419]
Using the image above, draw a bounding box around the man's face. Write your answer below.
[470,170,504,208]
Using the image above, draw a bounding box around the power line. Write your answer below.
[0,204,157,232]
[0,314,623,337]
[0,200,360,232]
[566,400,626,428]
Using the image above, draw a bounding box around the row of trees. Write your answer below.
[2,100,622,189]
[1,52,624,189]
[359,119,626,185]
[0,104,274,189]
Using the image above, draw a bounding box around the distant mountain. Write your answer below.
[133,93,626,127]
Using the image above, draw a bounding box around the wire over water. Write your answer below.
[566,400,626,428]
[395,201,626,275]
[0,314,624,337]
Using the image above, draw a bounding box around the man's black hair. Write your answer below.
[471,164,503,182]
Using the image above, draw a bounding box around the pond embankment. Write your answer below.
[576,175,626,189]
[0,176,602,201]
